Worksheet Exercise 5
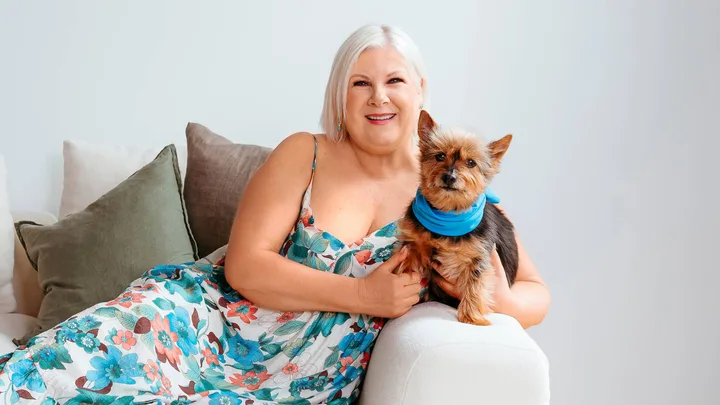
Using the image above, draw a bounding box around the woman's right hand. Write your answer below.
[357,246,423,318]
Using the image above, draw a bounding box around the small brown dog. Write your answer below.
[395,110,519,326]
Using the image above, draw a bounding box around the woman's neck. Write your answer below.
[345,137,419,180]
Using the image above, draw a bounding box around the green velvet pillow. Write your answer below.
[15,144,198,343]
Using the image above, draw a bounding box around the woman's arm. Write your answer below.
[224,133,421,317]
[494,204,551,329]
[224,133,362,314]
[496,230,551,329]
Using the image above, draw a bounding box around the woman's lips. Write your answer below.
[365,113,396,125]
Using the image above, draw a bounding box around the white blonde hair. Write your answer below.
[320,24,428,142]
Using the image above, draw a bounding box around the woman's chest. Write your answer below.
[309,176,413,247]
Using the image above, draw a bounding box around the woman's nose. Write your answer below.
[369,86,389,106]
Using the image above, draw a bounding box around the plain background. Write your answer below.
[1,1,718,404]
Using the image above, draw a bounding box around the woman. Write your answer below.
[0,24,549,404]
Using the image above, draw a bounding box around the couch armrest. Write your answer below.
[10,210,56,318]
[0,313,38,353]
[360,302,550,405]
[11,211,57,226]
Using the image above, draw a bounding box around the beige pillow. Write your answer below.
[58,140,188,218]
[184,123,272,258]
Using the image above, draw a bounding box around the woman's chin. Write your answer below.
[366,123,405,141]
[366,132,405,148]
[346,122,412,151]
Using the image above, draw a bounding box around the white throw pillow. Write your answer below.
[58,140,188,218]
[0,154,16,313]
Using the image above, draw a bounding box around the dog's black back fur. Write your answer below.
[406,202,519,309]
[480,203,519,286]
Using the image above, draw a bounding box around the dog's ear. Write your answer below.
[417,109,437,141]
[488,134,512,166]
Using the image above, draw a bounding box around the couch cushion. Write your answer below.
[11,211,59,318]
[14,145,198,343]
[59,140,188,218]
[0,314,37,354]
[12,222,44,318]
[184,123,272,258]
[0,154,16,314]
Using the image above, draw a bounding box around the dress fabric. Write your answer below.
[0,135,401,405]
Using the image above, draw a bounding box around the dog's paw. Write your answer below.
[458,312,492,326]
[457,300,493,326]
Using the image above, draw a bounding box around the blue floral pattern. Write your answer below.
[0,135,400,404]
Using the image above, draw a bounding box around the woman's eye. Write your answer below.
[467,159,476,168]
[388,77,404,84]
[435,153,446,162]
[353,80,369,86]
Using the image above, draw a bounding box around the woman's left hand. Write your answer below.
[433,248,517,314]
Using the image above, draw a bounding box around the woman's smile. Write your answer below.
[365,113,396,125]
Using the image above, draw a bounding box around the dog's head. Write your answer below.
[416,110,512,212]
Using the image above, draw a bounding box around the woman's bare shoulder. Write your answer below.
[226,131,321,255]
[278,132,338,169]
[250,131,321,198]
[274,131,319,155]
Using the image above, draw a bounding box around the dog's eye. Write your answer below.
[435,153,446,162]
[467,159,477,168]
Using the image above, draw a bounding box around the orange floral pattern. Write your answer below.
[0,134,400,404]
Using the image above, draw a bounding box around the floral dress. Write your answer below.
[0,135,401,404]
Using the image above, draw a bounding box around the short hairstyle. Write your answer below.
[320,24,428,142]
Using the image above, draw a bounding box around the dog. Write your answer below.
[395,110,519,326]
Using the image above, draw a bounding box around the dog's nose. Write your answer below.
[442,173,457,186]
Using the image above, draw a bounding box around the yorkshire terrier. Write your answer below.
[395,110,519,326]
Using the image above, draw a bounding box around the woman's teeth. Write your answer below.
[367,114,395,121]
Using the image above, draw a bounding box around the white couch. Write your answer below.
[2,211,550,404]
[0,210,56,354]
[0,147,550,404]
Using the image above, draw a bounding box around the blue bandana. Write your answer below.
[411,187,500,237]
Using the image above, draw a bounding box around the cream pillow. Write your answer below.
[0,154,16,313]
[58,140,187,218]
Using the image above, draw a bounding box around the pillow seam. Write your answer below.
[168,144,199,261]
[13,220,41,271]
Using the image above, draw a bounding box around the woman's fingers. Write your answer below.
[400,271,421,285]
[384,245,408,272]
[404,294,420,307]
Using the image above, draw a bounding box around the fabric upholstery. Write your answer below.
[184,122,272,258]
[0,154,16,314]
[0,314,37,354]
[14,145,198,343]
[58,139,188,218]
[360,302,551,405]
[11,211,56,318]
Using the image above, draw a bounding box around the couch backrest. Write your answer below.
[9,123,273,317]
[11,211,56,317]
[0,154,17,314]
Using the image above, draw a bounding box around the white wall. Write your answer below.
[1,1,718,404]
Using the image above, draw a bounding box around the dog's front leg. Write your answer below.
[392,242,428,275]
[393,242,432,302]
[456,256,497,326]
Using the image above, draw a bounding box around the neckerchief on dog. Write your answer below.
[411,187,500,237]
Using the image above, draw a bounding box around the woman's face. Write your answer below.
[344,45,424,152]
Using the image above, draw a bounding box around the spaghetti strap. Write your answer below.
[299,134,319,210]
[311,134,318,172]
